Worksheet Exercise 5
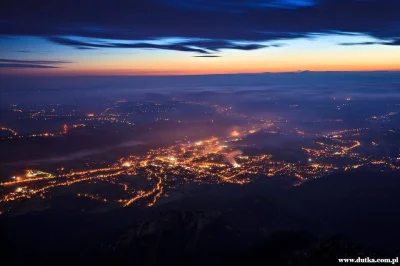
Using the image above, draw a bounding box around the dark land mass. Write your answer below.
[2,171,400,266]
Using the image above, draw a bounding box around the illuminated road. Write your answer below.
[1,109,398,212]
[123,171,163,207]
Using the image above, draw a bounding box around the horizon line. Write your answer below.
[1,69,400,78]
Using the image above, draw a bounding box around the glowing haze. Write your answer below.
[0,0,399,76]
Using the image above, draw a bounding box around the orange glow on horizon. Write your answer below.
[1,52,400,77]
[2,66,400,76]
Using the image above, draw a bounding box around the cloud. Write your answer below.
[0,59,72,68]
[0,63,60,68]
[340,39,400,46]
[181,40,269,51]
[340,42,385,46]
[48,37,269,54]
[48,37,212,54]
[385,39,400,46]
[0,59,72,64]
[6,140,144,165]
[193,55,221,58]
[0,0,399,54]
[171,0,317,11]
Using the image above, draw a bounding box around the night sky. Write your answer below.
[1,0,399,75]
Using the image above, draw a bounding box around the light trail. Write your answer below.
[147,174,164,207]
[1,176,52,186]
[0,127,18,136]
[123,171,163,207]
[0,170,123,203]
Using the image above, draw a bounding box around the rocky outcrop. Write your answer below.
[113,210,222,249]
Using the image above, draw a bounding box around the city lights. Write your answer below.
[1,102,398,212]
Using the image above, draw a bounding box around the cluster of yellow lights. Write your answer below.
[1,119,398,212]
[230,130,240,137]
[0,127,18,136]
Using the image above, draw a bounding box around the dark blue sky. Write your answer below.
[0,0,399,75]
